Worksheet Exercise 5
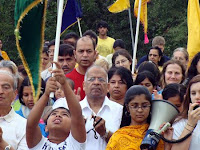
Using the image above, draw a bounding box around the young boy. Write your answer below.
[26,62,86,149]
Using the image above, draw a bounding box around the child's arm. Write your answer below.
[26,77,57,148]
[52,62,86,143]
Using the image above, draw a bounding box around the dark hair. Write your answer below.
[59,44,74,57]
[19,77,46,106]
[113,39,126,49]
[135,71,157,87]
[48,39,63,49]
[112,49,132,66]
[148,46,163,57]
[42,46,49,56]
[45,107,70,125]
[83,30,98,45]
[148,46,164,66]
[162,83,186,103]
[97,20,108,30]
[137,61,161,84]
[187,52,200,83]
[63,32,79,41]
[120,85,152,127]
[108,66,133,89]
[178,75,200,120]
[160,59,186,88]
[18,65,27,77]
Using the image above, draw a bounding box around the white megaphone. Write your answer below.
[140,99,179,150]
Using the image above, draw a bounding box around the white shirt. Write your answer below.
[173,119,200,150]
[41,66,52,81]
[30,133,86,150]
[80,96,123,150]
[0,108,28,150]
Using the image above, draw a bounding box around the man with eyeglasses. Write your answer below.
[80,65,123,150]
[136,36,170,68]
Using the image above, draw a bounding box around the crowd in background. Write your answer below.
[0,20,200,150]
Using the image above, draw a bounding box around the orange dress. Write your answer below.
[106,124,164,150]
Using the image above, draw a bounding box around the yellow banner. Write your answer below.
[187,0,200,60]
[108,0,130,13]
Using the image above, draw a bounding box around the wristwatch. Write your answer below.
[101,128,109,139]
[5,145,11,150]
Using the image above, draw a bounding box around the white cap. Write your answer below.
[52,97,69,110]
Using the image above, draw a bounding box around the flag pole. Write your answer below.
[128,7,135,68]
[132,0,142,74]
[77,18,82,37]
[50,0,64,98]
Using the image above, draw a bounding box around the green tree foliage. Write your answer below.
[0,0,188,65]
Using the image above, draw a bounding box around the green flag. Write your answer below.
[14,0,47,103]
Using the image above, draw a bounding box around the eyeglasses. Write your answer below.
[115,59,128,65]
[87,77,106,83]
[128,104,151,111]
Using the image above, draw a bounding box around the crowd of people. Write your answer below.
[0,20,200,150]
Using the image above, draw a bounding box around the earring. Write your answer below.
[125,111,130,117]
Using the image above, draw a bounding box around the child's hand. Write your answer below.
[45,77,57,96]
[51,62,66,85]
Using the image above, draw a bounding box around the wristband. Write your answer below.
[101,128,109,139]
[185,126,193,132]
[187,123,196,128]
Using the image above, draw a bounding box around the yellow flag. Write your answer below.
[108,0,130,13]
[187,0,200,60]
[134,0,150,44]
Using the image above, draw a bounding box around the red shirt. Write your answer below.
[66,68,85,100]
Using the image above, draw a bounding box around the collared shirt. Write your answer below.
[0,108,28,150]
[80,96,123,150]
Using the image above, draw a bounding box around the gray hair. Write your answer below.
[84,65,108,83]
[0,60,20,89]
[0,70,18,90]
[0,60,18,75]
[173,47,189,61]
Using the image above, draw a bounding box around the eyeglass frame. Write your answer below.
[127,104,151,111]
[115,58,129,65]
[86,77,107,83]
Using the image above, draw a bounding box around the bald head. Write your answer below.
[84,65,108,83]
[75,36,96,51]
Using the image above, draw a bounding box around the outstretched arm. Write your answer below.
[26,78,57,148]
[52,62,86,143]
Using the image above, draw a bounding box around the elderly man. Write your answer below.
[80,65,123,150]
[0,70,27,150]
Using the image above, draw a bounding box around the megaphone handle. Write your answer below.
[158,122,171,134]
